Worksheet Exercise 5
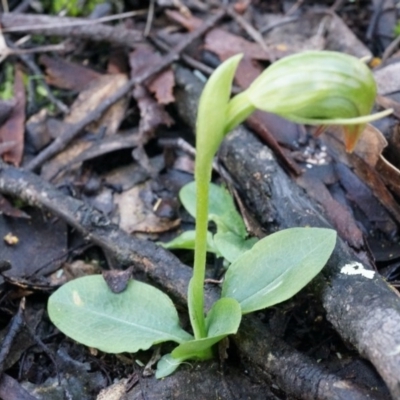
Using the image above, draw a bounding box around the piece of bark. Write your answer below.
[174,66,400,399]
[0,160,383,400]
[0,13,142,48]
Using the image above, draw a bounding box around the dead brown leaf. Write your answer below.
[165,9,202,31]
[335,162,397,236]
[323,129,400,228]
[353,124,388,166]
[129,45,175,105]
[0,67,25,166]
[39,55,102,91]
[234,0,251,14]
[113,182,180,234]
[323,124,387,168]
[133,85,174,137]
[204,29,273,62]
[0,194,30,219]
[107,50,129,75]
[148,71,175,105]
[376,94,400,119]
[255,11,371,57]
[41,73,129,181]
[376,156,400,199]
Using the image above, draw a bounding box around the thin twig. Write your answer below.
[150,36,214,75]
[0,13,143,48]
[11,0,32,13]
[0,298,25,374]
[329,0,346,12]
[159,137,221,173]
[285,0,304,16]
[25,8,226,171]
[382,34,400,62]
[24,320,62,386]
[226,6,272,59]
[144,0,156,37]
[2,10,148,33]
[1,0,8,13]
[12,48,69,114]
[259,15,299,34]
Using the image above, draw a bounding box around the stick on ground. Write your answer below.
[0,159,385,400]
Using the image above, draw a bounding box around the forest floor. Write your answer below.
[0,0,400,399]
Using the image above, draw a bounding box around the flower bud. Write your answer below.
[229,51,392,152]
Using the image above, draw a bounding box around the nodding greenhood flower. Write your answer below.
[226,51,392,152]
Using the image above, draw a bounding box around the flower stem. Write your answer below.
[188,163,212,339]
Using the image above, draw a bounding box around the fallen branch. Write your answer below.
[0,12,143,47]
[0,162,383,399]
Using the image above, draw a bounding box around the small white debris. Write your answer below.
[193,69,207,82]
[340,262,375,279]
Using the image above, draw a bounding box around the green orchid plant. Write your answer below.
[162,181,258,265]
[48,51,389,378]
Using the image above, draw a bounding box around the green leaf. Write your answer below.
[156,353,183,378]
[222,228,336,314]
[196,54,243,170]
[48,275,192,353]
[156,298,242,377]
[174,297,241,359]
[180,181,247,238]
[159,230,218,254]
[214,231,258,264]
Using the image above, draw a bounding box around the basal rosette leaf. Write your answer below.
[48,276,192,353]
[222,228,337,314]
[180,181,247,238]
[156,298,241,378]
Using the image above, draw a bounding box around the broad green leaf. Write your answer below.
[156,353,184,378]
[171,297,242,360]
[222,228,336,314]
[160,230,218,254]
[214,231,258,264]
[156,298,241,378]
[180,181,246,238]
[48,276,192,353]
